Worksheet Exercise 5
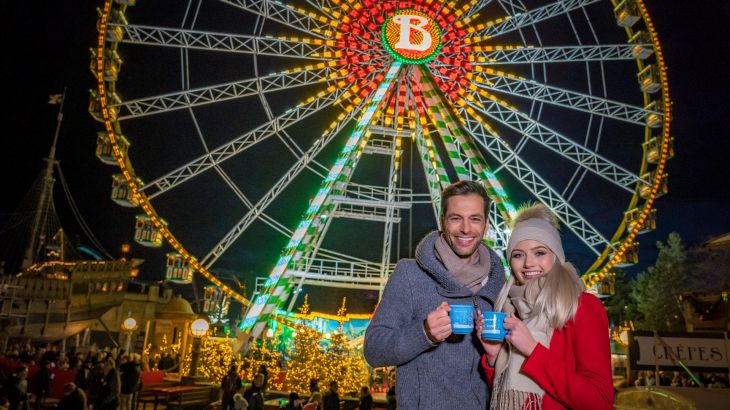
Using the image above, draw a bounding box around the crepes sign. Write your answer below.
[629,330,730,371]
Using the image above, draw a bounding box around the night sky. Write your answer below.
[1,1,729,314]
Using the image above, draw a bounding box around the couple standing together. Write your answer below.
[364,181,614,410]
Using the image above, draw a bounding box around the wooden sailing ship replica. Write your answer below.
[0,91,134,342]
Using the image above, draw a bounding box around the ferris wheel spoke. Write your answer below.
[258,213,294,237]
[405,85,449,218]
[117,24,336,59]
[201,74,384,268]
[217,0,334,39]
[468,70,661,126]
[208,160,297,237]
[459,0,497,21]
[452,81,641,192]
[213,156,304,238]
[212,161,255,210]
[496,0,528,14]
[115,66,344,120]
[276,129,329,177]
[489,201,510,250]
[412,124,445,220]
[140,82,353,200]
[466,0,601,41]
[303,0,339,21]
[465,45,642,65]
[454,104,608,253]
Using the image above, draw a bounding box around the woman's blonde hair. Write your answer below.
[526,261,584,329]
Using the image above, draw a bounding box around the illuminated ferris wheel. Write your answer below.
[92,0,671,341]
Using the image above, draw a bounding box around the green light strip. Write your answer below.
[241,62,403,335]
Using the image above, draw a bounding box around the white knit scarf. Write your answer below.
[491,279,553,410]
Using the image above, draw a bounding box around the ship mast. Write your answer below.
[21,89,66,268]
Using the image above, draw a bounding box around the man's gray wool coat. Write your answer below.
[364,231,505,410]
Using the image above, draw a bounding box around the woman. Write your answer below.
[302,392,323,410]
[221,365,243,410]
[279,392,302,410]
[477,204,613,409]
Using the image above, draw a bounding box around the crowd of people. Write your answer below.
[0,343,142,410]
[0,343,393,410]
[634,370,729,388]
[220,365,391,410]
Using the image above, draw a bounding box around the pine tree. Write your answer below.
[319,298,369,394]
[631,233,688,331]
[322,330,369,394]
[240,338,283,389]
[197,337,235,383]
[604,269,639,324]
[285,296,328,394]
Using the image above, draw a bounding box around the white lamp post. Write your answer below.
[121,317,138,353]
[189,318,209,377]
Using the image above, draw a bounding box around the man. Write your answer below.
[364,180,505,410]
[357,386,373,410]
[157,352,175,372]
[243,373,265,410]
[32,359,53,409]
[94,358,121,410]
[119,354,141,410]
[0,365,28,410]
[322,381,339,410]
[57,382,88,410]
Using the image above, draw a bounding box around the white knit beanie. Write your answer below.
[506,205,565,263]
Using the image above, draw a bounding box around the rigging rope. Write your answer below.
[56,163,114,260]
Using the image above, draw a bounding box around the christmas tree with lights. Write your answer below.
[196,336,237,383]
[240,336,284,389]
[285,295,328,394]
[285,297,369,394]
[321,298,369,394]
[144,332,188,373]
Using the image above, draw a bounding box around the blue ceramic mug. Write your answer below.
[481,311,508,341]
[449,304,474,334]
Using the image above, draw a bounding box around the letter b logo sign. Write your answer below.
[382,9,442,64]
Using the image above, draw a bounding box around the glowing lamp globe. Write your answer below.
[190,318,209,338]
[121,317,137,332]
[619,330,629,346]
[266,328,274,338]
